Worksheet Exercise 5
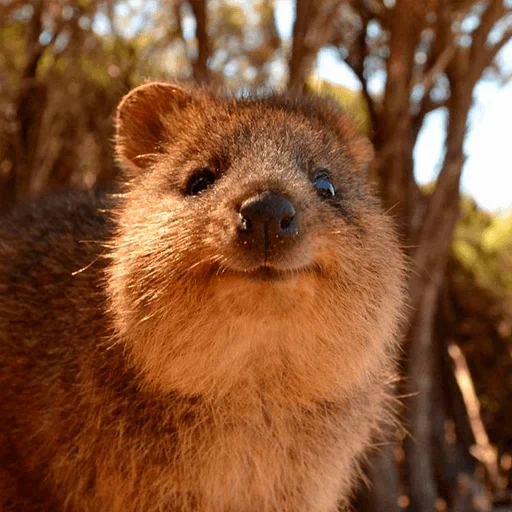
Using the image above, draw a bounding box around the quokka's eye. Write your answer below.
[313,170,336,199]
[186,169,216,196]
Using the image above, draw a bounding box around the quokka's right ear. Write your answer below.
[115,82,194,172]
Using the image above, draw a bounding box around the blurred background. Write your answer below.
[0,1,511,510]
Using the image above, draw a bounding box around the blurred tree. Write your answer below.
[0,0,135,210]
[0,0,511,510]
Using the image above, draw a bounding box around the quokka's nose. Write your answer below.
[238,193,298,251]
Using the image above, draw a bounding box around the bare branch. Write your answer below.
[345,11,379,134]
[465,1,508,82]
[21,0,44,82]
[169,0,191,69]
[470,1,506,65]
[188,0,211,83]
[104,0,120,40]
[288,0,343,91]
[413,43,456,94]
[348,0,390,27]
[412,96,448,140]
[481,27,512,71]
[448,343,507,492]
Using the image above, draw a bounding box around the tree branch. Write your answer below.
[188,0,210,83]
[288,0,343,91]
[413,43,456,94]
[348,0,390,28]
[470,1,506,65]
[448,343,506,493]
[345,11,378,134]
[411,6,511,298]
[466,1,508,82]
[481,27,512,71]
[412,96,448,142]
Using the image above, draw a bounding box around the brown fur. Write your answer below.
[0,82,406,511]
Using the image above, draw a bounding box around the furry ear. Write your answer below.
[316,99,374,172]
[334,114,375,172]
[115,82,193,171]
[304,80,374,172]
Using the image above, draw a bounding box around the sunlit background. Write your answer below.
[89,0,512,212]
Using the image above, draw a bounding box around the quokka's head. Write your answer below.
[107,82,406,397]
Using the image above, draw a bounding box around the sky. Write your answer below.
[275,0,512,213]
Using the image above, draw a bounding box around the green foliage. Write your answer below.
[0,22,26,73]
[450,199,512,461]
[453,198,512,299]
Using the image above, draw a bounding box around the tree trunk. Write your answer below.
[405,271,443,511]
[354,442,401,512]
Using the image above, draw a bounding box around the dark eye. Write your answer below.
[186,168,216,196]
[313,170,336,199]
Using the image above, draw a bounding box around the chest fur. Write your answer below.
[59,398,356,512]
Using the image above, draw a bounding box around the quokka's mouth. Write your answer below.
[245,266,291,281]
[229,264,321,282]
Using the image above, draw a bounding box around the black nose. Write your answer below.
[238,193,298,250]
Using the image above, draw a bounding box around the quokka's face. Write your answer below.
[107,82,406,396]
[113,83,401,291]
